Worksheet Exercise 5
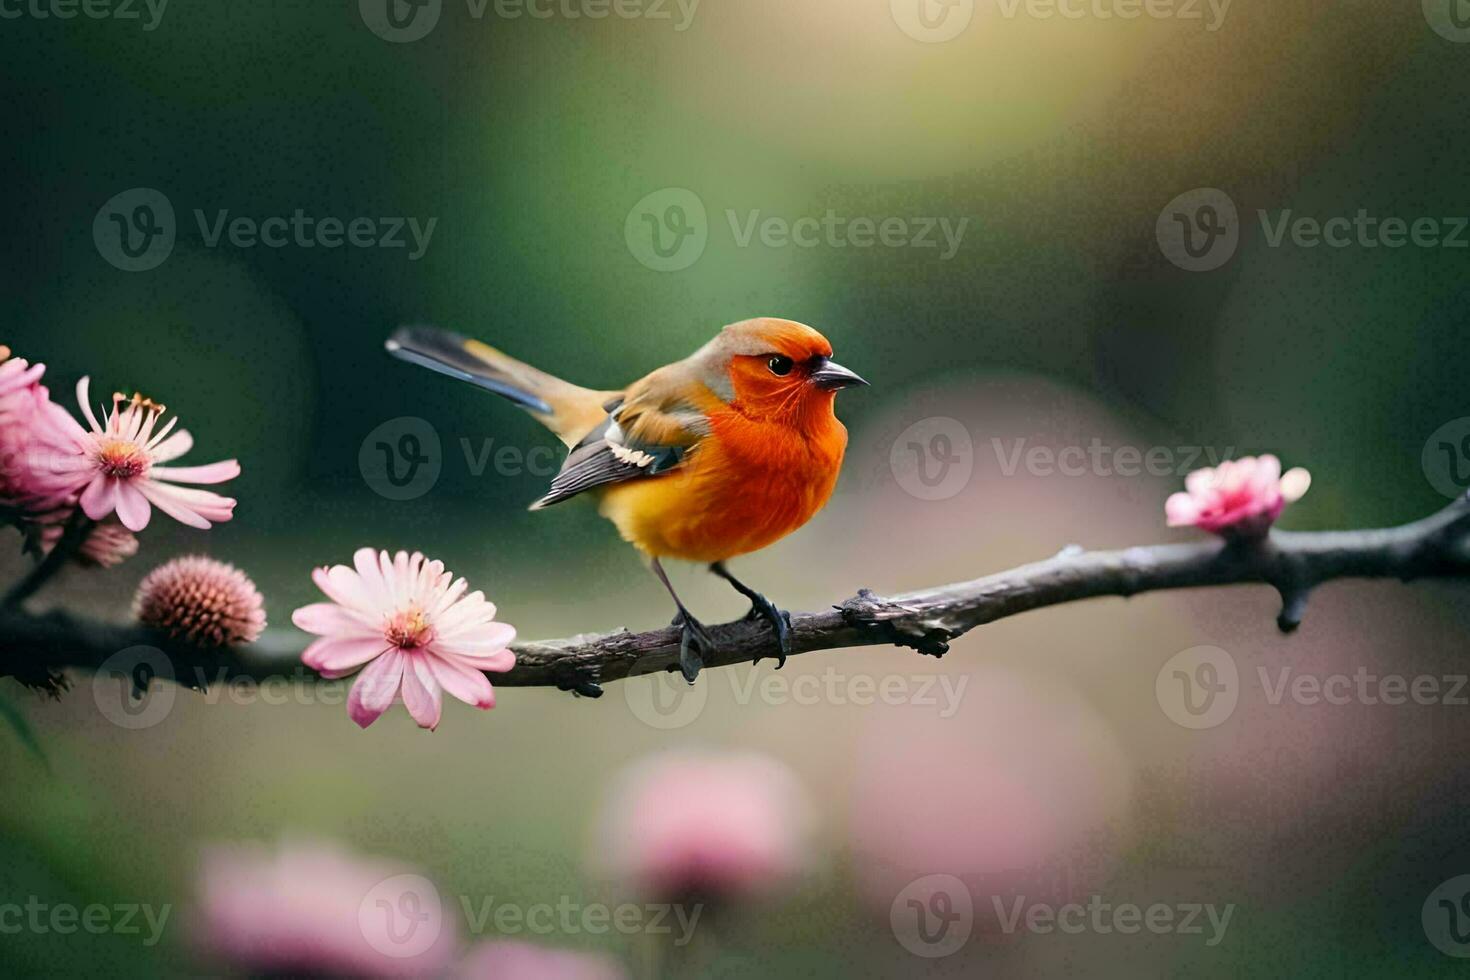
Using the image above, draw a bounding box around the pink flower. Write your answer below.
[0,347,61,515]
[194,839,458,978]
[292,548,516,730]
[27,377,239,532]
[1166,454,1311,538]
[135,556,267,646]
[593,751,815,901]
[454,941,627,980]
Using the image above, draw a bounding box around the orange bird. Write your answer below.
[386,317,867,681]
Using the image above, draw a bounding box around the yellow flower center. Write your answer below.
[384,606,434,649]
[95,437,150,479]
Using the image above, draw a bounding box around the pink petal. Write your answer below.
[352,548,391,609]
[114,481,151,531]
[291,602,379,637]
[149,430,193,463]
[313,566,378,618]
[426,654,497,709]
[136,480,235,528]
[148,460,240,484]
[302,636,391,674]
[400,656,443,730]
[75,377,101,433]
[437,646,516,673]
[79,475,119,522]
[1165,491,1201,527]
[436,622,516,651]
[347,650,404,728]
[1184,467,1218,495]
[1280,467,1311,503]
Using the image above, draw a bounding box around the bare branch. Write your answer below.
[2,495,1468,699]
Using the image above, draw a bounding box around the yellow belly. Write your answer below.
[596,435,843,563]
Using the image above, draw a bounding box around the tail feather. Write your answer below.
[386,325,614,446]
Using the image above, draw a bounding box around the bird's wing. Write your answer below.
[529,369,711,509]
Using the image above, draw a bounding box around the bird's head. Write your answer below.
[696,317,868,426]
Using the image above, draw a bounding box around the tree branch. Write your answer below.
[3,495,1469,699]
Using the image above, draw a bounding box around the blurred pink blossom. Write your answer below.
[851,668,1131,914]
[454,940,627,980]
[593,750,815,901]
[293,548,516,730]
[37,518,138,568]
[194,839,458,978]
[1166,454,1310,538]
[0,346,64,515]
[26,377,239,531]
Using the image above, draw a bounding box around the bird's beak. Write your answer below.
[810,359,869,391]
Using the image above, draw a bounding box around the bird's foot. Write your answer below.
[744,593,793,668]
[674,612,715,683]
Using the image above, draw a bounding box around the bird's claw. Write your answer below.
[677,615,715,683]
[745,593,792,668]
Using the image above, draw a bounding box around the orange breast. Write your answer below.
[596,411,847,563]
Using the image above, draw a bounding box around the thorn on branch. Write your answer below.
[838,588,954,658]
[1276,587,1312,633]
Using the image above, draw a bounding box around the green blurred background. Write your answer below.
[3,0,1470,975]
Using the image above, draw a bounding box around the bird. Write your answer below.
[385,317,867,682]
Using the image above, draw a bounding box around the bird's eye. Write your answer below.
[767,355,794,376]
